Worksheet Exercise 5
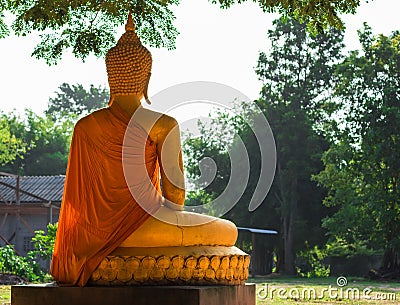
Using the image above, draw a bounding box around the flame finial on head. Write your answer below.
[125,12,135,32]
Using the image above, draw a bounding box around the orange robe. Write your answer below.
[51,104,162,286]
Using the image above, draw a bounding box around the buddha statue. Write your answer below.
[50,13,249,287]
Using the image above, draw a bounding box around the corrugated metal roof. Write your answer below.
[0,175,65,204]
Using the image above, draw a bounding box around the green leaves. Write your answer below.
[0,83,108,175]
[315,25,400,253]
[212,0,361,34]
[1,0,362,64]
[0,0,10,38]
[0,112,26,166]
[254,17,344,273]
[3,0,179,65]
[0,223,57,282]
[0,110,72,175]
[183,17,343,274]
[45,83,109,119]
[31,223,58,261]
[0,14,9,38]
[0,244,44,282]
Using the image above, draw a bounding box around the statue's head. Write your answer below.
[106,13,152,105]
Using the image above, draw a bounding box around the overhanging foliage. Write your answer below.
[0,0,367,64]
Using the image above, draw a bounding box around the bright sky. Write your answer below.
[0,0,399,116]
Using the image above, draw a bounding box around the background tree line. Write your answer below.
[184,18,400,278]
[0,83,108,175]
[1,17,399,279]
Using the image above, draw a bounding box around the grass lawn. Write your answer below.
[248,275,400,304]
[1,276,399,304]
[0,286,11,305]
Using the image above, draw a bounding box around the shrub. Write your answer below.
[0,223,57,282]
[31,222,57,260]
[0,244,45,282]
[296,246,330,278]
[326,238,377,258]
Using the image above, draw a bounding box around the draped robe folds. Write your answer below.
[50,104,163,286]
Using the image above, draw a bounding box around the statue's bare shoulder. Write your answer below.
[133,107,178,144]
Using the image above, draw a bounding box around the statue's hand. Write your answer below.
[163,200,184,211]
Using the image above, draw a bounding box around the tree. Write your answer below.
[183,18,344,275]
[0,0,179,65]
[1,82,107,175]
[182,104,282,275]
[0,110,72,175]
[46,83,109,120]
[0,0,364,64]
[0,223,57,281]
[315,25,400,277]
[183,116,233,202]
[216,0,360,32]
[0,112,26,166]
[254,17,344,274]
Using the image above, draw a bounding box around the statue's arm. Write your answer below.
[157,116,186,210]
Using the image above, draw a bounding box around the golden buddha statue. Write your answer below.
[50,13,249,287]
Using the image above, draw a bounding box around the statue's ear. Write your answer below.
[108,94,115,106]
[144,72,151,105]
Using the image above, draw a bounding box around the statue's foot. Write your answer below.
[119,206,238,247]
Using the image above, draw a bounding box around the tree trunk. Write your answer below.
[380,217,400,277]
[282,177,298,275]
[275,246,284,273]
[382,248,399,272]
[283,209,296,274]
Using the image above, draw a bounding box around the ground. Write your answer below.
[248,275,400,305]
[0,273,27,305]
[0,286,10,305]
[1,275,399,304]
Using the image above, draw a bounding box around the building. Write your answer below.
[0,173,64,256]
